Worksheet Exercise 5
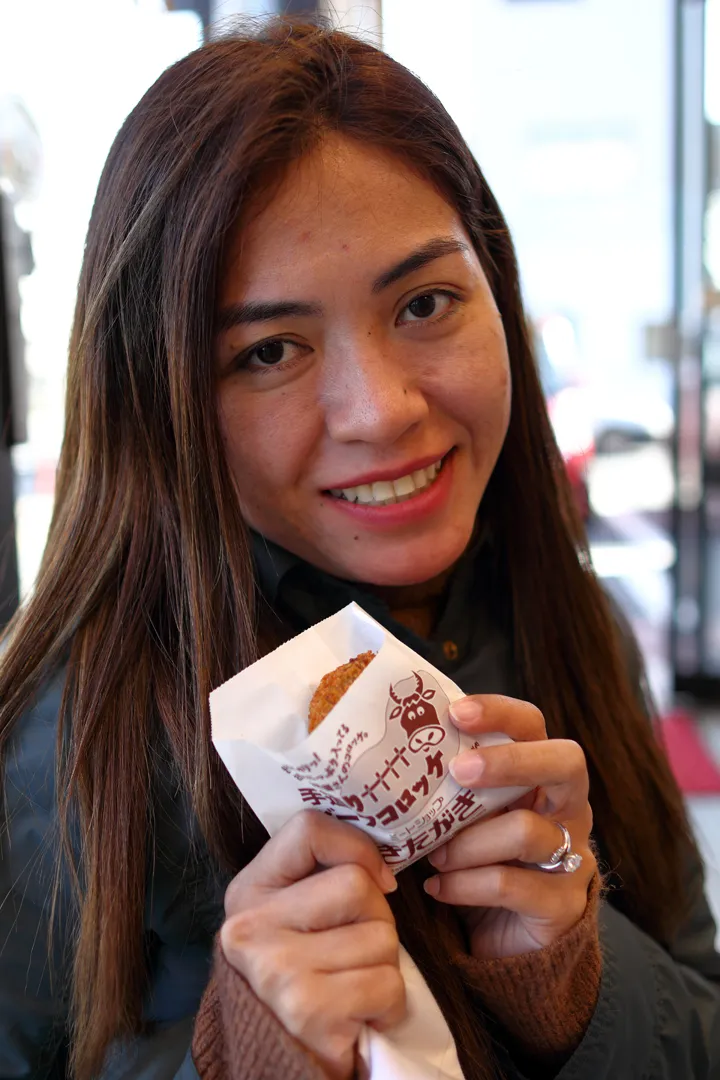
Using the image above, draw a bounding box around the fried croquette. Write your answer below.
[308,651,376,732]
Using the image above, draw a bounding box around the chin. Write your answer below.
[344,532,474,587]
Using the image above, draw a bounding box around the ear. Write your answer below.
[422,689,436,700]
[389,705,403,720]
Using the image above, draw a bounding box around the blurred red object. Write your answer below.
[546,386,594,520]
[563,449,592,521]
[533,316,594,521]
[661,710,720,794]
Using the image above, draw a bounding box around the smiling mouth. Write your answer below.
[325,452,451,508]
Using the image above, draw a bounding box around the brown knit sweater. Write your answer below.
[192,875,602,1079]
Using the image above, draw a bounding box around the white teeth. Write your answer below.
[392,474,415,498]
[330,455,446,507]
[371,480,396,504]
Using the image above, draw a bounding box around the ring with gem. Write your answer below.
[536,821,583,874]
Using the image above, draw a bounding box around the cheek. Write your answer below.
[218,389,317,505]
[436,328,511,442]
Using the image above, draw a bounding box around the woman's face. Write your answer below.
[216,137,511,586]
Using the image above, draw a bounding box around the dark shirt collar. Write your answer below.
[251,531,302,606]
[251,526,490,606]
[249,526,513,692]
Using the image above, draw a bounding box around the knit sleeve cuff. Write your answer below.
[451,873,603,1061]
[192,942,328,1080]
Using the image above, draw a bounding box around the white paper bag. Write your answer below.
[356,947,465,1080]
[210,602,528,1079]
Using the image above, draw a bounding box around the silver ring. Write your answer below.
[536,821,583,874]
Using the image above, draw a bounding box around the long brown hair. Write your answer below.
[0,18,694,1079]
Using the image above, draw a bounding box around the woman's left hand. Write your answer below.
[424,694,597,961]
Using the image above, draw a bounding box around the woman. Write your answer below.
[1,18,718,1080]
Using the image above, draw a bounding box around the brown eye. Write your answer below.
[254,340,286,366]
[407,294,437,319]
[233,338,311,374]
[398,290,458,326]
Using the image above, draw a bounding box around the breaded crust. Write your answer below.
[308,651,376,732]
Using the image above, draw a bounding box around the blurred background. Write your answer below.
[1,0,719,909]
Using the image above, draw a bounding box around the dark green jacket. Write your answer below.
[3,537,720,1078]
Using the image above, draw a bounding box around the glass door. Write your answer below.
[673,0,720,696]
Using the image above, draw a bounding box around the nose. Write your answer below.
[409,726,446,753]
[320,334,429,445]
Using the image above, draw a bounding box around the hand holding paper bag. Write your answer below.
[221,812,405,1080]
[210,603,531,1080]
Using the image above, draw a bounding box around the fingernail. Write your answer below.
[424,876,440,896]
[449,699,483,726]
[449,752,485,785]
[381,865,398,893]
[428,846,447,868]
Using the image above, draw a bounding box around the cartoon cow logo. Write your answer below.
[292,666,458,835]
[389,671,446,753]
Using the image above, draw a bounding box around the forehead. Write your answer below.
[221,136,470,296]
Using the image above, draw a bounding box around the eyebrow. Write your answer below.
[215,236,469,334]
[215,299,323,334]
[371,237,470,293]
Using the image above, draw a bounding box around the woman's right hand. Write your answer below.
[220,811,406,1080]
